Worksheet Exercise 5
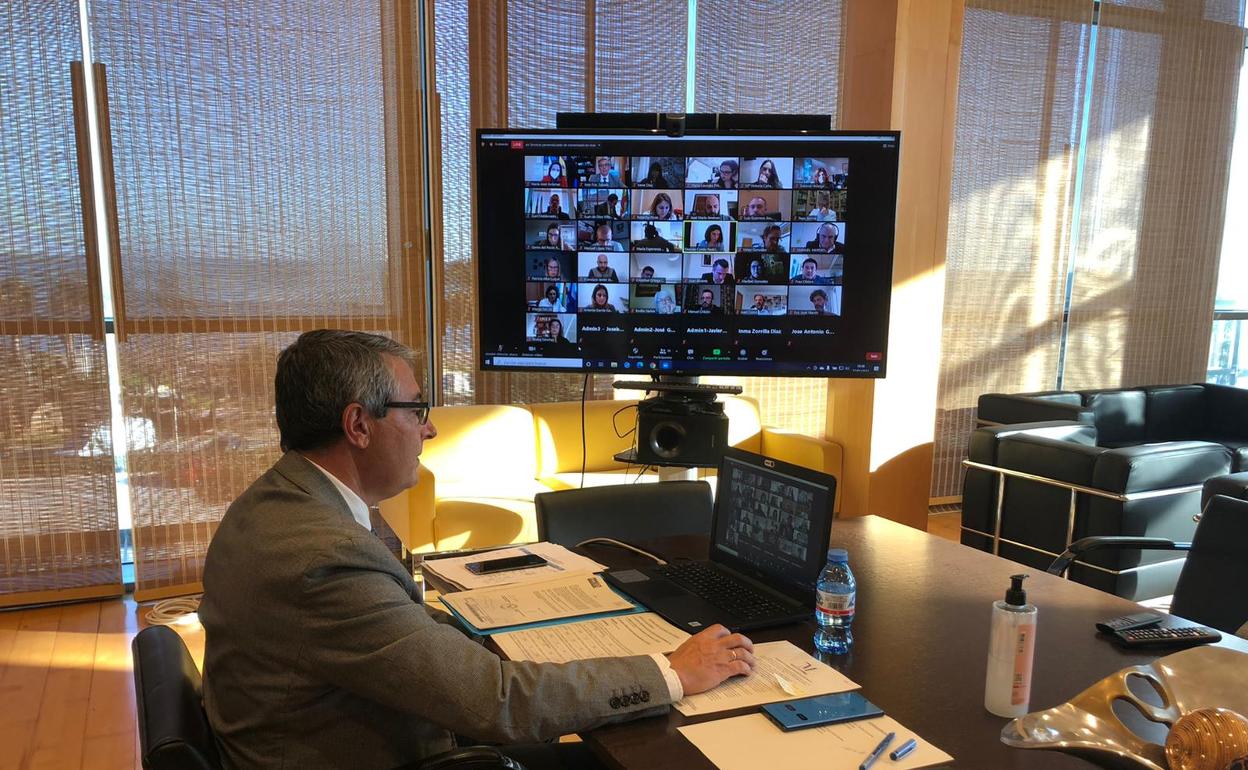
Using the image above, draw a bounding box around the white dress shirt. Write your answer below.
[303,456,373,531]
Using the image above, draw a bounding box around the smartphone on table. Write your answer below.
[465,553,549,575]
[761,691,883,731]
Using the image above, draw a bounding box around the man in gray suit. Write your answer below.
[199,330,755,769]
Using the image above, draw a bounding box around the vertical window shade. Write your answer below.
[89,0,423,599]
[694,1,845,438]
[931,0,1091,499]
[593,1,689,112]
[931,0,1245,499]
[0,1,122,604]
[436,0,476,406]
[693,3,843,116]
[1062,0,1246,388]
[441,1,691,408]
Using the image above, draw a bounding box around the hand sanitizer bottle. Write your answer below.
[984,574,1037,718]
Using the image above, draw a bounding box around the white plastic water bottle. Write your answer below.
[814,548,855,654]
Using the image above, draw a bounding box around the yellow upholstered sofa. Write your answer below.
[378,396,842,553]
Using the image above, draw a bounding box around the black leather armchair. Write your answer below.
[1047,494,1248,636]
[977,383,1248,465]
[962,384,1247,601]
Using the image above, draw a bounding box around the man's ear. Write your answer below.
[341,403,372,449]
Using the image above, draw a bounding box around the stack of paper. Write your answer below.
[674,641,858,716]
[422,543,608,590]
[679,714,952,770]
[439,572,639,633]
[494,612,691,662]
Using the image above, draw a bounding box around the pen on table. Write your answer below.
[890,738,918,761]
[859,731,895,770]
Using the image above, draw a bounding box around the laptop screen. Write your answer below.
[711,448,836,596]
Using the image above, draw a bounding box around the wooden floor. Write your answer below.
[0,597,203,770]
[0,515,959,769]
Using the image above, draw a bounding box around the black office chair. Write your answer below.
[1048,494,1248,635]
[535,480,714,550]
[131,625,222,770]
[131,626,526,770]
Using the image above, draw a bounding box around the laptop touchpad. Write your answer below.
[608,569,649,583]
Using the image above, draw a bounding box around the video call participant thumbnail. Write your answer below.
[685,190,736,220]
[630,254,682,284]
[793,189,845,222]
[630,157,686,188]
[524,155,572,187]
[683,283,733,314]
[788,285,842,316]
[789,256,840,285]
[527,312,578,342]
[527,282,576,312]
[697,257,735,288]
[737,191,790,222]
[524,188,575,219]
[578,220,629,252]
[792,221,846,254]
[630,221,682,253]
[793,157,849,189]
[740,158,794,190]
[576,155,624,187]
[733,251,791,285]
[579,251,628,282]
[528,253,571,280]
[685,222,734,252]
[526,221,575,251]
[578,188,629,219]
[628,282,669,314]
[632,190,682,221]
[738,286,788,315]
[579,282,628,313]
[686,157,739,189]
[527,313,579,356]
[738,222,790,255]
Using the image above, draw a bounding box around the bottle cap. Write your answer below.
[826,548,848,563]
[1005,573,1029,606]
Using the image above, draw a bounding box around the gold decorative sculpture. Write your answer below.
[1163,709,1248,770]
[1001,646,1248,770]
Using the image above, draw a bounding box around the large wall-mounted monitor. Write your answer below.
[474,129,899,377]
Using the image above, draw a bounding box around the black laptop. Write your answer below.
[603,447,836,632]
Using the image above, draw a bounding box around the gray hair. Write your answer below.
[275,329,417,451]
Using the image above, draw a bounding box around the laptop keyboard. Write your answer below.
[655,562,798,622]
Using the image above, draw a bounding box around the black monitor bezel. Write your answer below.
[474,127,900,379]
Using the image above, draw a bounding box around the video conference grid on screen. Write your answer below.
[478,132,898,377]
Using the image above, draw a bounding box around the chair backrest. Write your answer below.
[535,481,713,546]
[131,625,222,770]
[1171,494,1248,634]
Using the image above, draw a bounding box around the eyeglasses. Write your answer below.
[384,401,431,425]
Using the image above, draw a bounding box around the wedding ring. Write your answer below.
[729,649,737,662]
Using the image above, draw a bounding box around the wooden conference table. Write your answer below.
[567,515,1248,770]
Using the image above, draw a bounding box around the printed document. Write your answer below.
[494,612,691,663]
[679,714,952,770]
[422,542,608,590]
[439,572,635,631]
[675,640,858,716]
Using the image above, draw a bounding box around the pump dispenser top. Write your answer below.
[1004,574,1028,606]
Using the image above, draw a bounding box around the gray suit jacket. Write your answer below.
[200,451,670,769]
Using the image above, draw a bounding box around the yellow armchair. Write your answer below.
[378,396,843,553]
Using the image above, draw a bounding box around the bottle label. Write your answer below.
[816,589,855,617]
[1011,623,1035,706]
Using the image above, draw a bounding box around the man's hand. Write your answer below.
[667,624,755,696]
